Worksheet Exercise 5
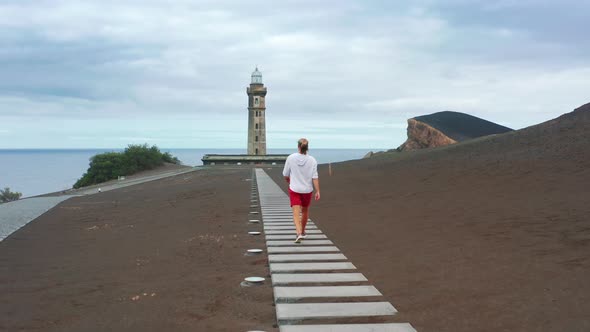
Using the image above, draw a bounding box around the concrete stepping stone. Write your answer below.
[264,223,298,226]
[270,262,356,272]
[268,253,346,262]
[274,285,382,301]
[264,220,297,223]
[264,225,317,230]
[265,230,322,235]
[272,273,367,285]
[263,221,315,224]
[276,302,396,321]
[264,228,317,232]
[279,323,417,332]
[264,225,319,231]
[267,240,333,246]
[267,246,340,254]
[266,234,327,240]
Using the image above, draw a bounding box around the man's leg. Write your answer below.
[301,206,309,234]
[292,205,302,235]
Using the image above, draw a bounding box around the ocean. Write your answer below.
[0,148,372,198]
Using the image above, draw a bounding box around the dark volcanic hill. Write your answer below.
[398,111,513,151]
[415,111,513,141]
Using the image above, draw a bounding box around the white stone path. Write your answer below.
[253,169,417,332]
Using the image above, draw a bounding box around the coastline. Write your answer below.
[1,148,372,198]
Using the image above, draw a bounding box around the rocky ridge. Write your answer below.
[398,111,512,151]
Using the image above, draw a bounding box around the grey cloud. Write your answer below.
[0,0,588,148]
[419,0,590,65]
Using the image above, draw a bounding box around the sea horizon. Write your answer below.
[1,148,383,198]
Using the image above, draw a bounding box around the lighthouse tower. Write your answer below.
[201,67,287,165]
[247,67,267,155]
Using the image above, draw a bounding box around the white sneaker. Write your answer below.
[300,233,307,239]
[294,235,303,243]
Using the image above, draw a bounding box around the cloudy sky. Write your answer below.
[0,0,588,149]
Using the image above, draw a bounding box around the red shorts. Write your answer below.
[289,189,313,207]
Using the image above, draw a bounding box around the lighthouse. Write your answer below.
[201,67,287,165]
[247,67,267,155]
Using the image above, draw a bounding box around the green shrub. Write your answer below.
[73,144,181,189]
[1,187,22,203]
[74,152,125,188]
[122,144,164,174]
[162,152,181,165]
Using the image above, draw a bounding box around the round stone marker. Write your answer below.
[247,249,263,254]
[244,276,265,283]
[248,231,261,235]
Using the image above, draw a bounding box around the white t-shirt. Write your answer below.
[282,153,318,193]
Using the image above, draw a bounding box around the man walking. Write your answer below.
[283,138,320,243]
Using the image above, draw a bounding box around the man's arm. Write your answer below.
[282,157,291,184]
[313,178,320,201]
[312,159,320,200]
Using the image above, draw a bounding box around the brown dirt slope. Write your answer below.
[0,168,275,332]
[268,102,590,332]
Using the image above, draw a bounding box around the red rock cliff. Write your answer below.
[398,118,456,151]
